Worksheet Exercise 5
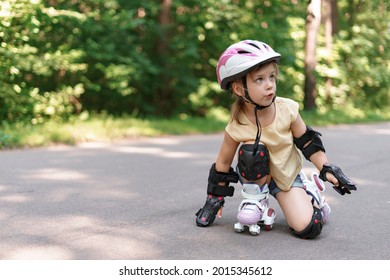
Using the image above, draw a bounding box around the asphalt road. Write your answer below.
[0,122,389,260]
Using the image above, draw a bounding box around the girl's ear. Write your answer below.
[231,81,244,97]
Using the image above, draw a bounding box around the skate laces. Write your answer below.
[242,183,268,200]
[243,183,261,195]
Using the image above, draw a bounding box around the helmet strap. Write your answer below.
[253,105,262,155]
[241,76,276,154]
[241,76,275,110]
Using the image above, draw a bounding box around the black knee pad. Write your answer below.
[237,143,270,181]
[291,206,323,239]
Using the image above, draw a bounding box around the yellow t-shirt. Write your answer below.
[225,97,302,191]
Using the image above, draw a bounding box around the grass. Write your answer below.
[0,115,228,149]
[1,107,389,149]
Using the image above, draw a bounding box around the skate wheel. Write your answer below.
[249,225,260,236]
[265,224,273,231]
[234,223,244,233]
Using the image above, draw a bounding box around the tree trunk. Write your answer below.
[155,0,173,116]
[304,0,321,110]
[323,0,333,103]
[330,0,338,35]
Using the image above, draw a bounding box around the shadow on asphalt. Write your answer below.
[0,122,389,259]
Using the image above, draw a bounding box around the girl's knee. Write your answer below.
[287,212,312,232]
[290,206,323,239]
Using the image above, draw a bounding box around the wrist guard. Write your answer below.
[319,164,357,195]
[207,163,238,197]
[195,163,238,227]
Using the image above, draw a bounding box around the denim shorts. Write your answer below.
[269,173,304,198]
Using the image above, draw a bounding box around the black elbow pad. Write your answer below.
[294,126,325,161]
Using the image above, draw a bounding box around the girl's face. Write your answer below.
[233,63,277,107]
[246,63,277,106]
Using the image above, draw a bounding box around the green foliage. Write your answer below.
[315,0,390,111]
[1,0,87,123]
[0,0,388,126]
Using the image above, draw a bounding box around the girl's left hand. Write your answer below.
[217,207,223,219]
[325,172,339,186]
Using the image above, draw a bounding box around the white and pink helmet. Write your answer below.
[216,40,281,90]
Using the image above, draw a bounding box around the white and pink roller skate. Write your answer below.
[300,170,331,224]
[234,182,276,236]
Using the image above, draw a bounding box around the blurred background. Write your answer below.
[0,0,389,147]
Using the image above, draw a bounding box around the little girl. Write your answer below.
[195,39,357,239]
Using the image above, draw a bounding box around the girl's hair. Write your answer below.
[229,61,279,124]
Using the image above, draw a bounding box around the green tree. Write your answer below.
[0,0,89,123]
[0,0,388,125]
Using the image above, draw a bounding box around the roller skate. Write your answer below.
[234,182,276,236]
[300,170,331,224]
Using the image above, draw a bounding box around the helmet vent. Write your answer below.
[248,42,261,49]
